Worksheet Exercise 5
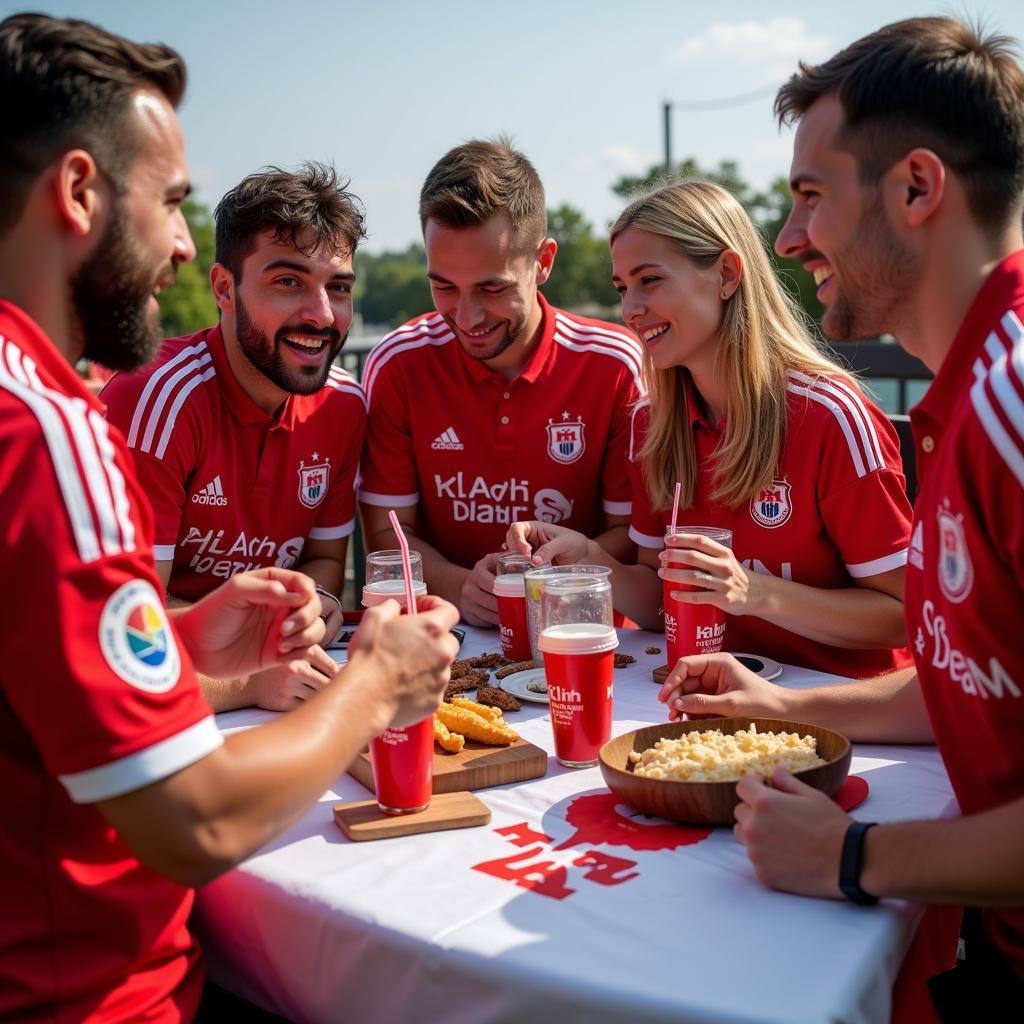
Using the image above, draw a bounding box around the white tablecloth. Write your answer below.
[192,627,957,1024]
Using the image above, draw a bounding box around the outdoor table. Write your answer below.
[191,626,956,1024]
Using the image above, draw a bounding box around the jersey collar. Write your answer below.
[913,248,1024,431]
[204,322,294,427]
[456,292,555,386]
[682,369,720,434]
[0,299,103,412]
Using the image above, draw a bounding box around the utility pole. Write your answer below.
[663,101,673,172]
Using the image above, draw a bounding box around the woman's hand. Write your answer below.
[659,531,770,617]
[505,520,591,566]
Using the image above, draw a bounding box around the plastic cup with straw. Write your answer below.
[368,511,434,814]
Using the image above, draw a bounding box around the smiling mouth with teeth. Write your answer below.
[640,324,669,343]
[812,267,833,286]
[282,335,329,351]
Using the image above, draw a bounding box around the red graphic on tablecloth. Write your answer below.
[471,793,712,900]
[553,793,712,851]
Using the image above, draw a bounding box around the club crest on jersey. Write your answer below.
[750,479,792,528]
[98,580,180,692]
[937,503,973,603]
[546,412,586,464]
[298,454,330,509]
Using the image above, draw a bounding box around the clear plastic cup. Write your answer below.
[524,564,611,665]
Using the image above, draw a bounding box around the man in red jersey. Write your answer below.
[0,14,458,1023]
[657,16,1024,1017]
[104,165,367,711]
[359,138,644,625]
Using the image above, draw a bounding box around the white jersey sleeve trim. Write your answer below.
[629,525,664,549]
[628,398,651,463]
[971,313,1024,489]
[126,343,211,451]
[153,544,177,562]
[308,517,356,540]
[357,489,420,508]
[846,549,909,578]
[59,716,224,803]
[603,499,632,516]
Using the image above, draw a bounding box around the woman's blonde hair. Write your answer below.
[611,178,852,510]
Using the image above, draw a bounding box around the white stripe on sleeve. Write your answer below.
[845,549,908,578]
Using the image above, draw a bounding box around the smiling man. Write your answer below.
[359,138,644,625]
[103,165,367,710]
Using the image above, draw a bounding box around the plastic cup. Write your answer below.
[539,623,618,767]
[365,548,423,585]
[493,574,532,661]
[361,578,428,608]
[663,526,733,667]
[524,564,611,665]
[370,717,434,814]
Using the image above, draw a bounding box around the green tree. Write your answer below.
[611,158,822,324]
[542,204,619,311]
[355,244,433,327]
[157,197,218,337]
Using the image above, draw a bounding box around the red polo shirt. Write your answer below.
[905,250,1024,976]
[630,370,913,677]
[0,301,219,1022]
[102,325,365,601]
[359,294,643,567]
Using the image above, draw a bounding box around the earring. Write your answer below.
[721,290,729,300]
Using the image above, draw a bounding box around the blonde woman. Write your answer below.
[507,179,912,677]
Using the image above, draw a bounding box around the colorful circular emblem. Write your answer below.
[936,507,973,604]
[98,580,181,692]
[750,479,793,529]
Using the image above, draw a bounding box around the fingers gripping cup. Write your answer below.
[663,526,733,667]
[363,549,426,610]
[493,553,534,662]
[538,577,617,767]
[364,544,432,813]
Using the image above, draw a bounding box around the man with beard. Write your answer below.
[0,14,458,1022]
[657,16,1024,1017]
[103,165,367,710]
[359,138,644,625]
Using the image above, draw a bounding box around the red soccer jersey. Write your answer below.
[630,370,913,677]
[102,325,365,602]
[359,294,644,568]
[0,302,222,1022]
[905,251,1024,976]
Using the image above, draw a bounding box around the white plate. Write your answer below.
[729,652,783,681]
[497,667,550,704]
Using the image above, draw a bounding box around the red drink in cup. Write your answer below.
[370,717,434,814]
[663,526,733,667]
[539,623,617,767]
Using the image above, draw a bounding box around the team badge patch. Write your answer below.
[546,412,586,465]
[750,479,793,529]
[298,454,330,508]
[98,580,180,692]
[937,503,973,603]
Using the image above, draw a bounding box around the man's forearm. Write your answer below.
[785,667,934,743]
[295,557,344,596]
[861,798,1024,905]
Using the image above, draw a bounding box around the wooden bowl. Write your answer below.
[599,717,851,826]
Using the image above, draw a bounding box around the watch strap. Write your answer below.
[839,821,879,905]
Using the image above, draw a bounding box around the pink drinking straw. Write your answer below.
[669,481,682,536]
[387,510,418,614]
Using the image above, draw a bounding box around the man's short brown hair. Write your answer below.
[0,12,186,236]
[775,16,1024,233]
[419,137,547,247]
[214,163,367,280]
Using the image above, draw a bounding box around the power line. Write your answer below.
[663,85,780,167]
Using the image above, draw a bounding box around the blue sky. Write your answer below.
[7,1,1024,252]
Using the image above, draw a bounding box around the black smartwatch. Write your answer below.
[839,821,879,905]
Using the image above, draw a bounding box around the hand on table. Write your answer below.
[734,765,851,899]
[505,520,589,565]
[348,594,460,728]
[174,567,325,680]
[460,552,500,626]
[659,532,768,617]
[317,593,345,647]
[658,653,789,721]
[244,644,339,711]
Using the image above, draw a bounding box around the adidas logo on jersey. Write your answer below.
[192,475,228,507]
[431,427,464,451]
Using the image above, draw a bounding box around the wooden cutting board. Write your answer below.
[347,736,548,795]
[333,791,491,842]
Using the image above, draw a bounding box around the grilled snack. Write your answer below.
[476,685,522,713]
[645,646,662,655]
[433,716,465,754]
[614,653,636,668]
[436,702,518,746]
[495,659,536,680]
[444,671,486,700]
[466,651,508,670]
